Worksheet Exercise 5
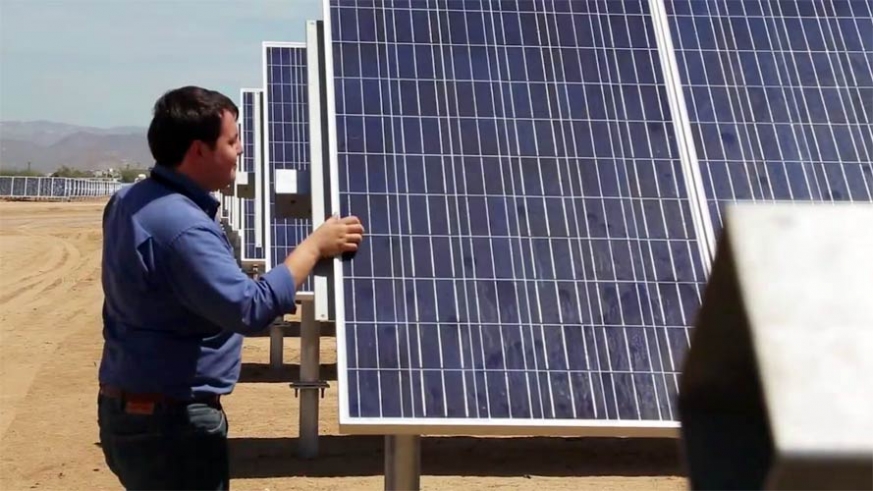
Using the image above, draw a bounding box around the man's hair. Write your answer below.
[147,86,239,167]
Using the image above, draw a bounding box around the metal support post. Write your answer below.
[269,323,284,369]
[288,292,328,458]
[297,298,321,458]
[384,435,421,491]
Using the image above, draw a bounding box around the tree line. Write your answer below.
[0,164,150,182]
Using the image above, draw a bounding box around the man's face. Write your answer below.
[201,110,241,190]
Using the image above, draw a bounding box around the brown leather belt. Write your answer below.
[99,384,220,405]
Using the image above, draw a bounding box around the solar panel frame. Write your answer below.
[323,0,715,437]
[231,160,241,233]
[307,20,335,322]
[664,0,873,254]
[239,88,266,263]
[262,41,315,292]
[219,191,228,220]
[254,90,267,250]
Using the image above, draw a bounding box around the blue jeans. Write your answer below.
[97,393,229,490]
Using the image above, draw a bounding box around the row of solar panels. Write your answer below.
[216,40,314,291]
[217,0,872,437]
[0,176,125,199]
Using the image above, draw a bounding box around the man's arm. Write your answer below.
[163,215,365,335]
[164,225,297,335]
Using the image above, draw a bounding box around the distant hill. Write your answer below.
[0,120,153,173]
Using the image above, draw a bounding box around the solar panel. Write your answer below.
[0,177,12,197]
[664,0,873,250]
[24,177,38,196]
[53,179,66,198]
[323,0,713,435]
[38,178,51,197]
[239,88,265,262]
[262,41,315,291]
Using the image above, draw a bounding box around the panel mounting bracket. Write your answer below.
[234,171,255,199]
[289,380,330,398]
[274,168,312,219]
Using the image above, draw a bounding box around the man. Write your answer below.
[97,86,364,490]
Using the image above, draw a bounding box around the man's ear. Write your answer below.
[188,140,209,161]
[193,140,206,158]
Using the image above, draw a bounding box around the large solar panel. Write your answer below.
[0,178,11,196]
[239,88,265,262]
[665,0,873,248]
[262,41,315,291]
[324,0,714,435]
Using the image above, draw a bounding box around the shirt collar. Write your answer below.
[150,165,220,219]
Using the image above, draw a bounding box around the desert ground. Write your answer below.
[0,199,687,490]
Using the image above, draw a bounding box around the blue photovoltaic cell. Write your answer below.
[264,43,314,291]
[328,0,710,429]
[241,91,263,261]
[667,0,873,231]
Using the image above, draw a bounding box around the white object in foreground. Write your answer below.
[680,203,873,490]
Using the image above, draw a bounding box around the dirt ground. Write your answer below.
[0,200,687,490]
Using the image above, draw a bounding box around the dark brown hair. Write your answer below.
[147,86,239,167]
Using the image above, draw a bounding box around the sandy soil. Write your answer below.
[0,200,687,490]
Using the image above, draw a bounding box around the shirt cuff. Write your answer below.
[261,264,297,315]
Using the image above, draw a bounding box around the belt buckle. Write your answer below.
[124,400,156,415]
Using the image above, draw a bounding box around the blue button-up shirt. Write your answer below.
[98,165,297,399]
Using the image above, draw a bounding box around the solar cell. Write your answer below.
[239,89,265,262]
[324,0,713,435]
[263,41,315,291]
[665,0,873,249]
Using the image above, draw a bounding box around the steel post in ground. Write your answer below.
[269,323,283,368]
[384,435,421,491]
[297,298,320,458]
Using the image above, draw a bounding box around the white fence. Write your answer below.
[0,176,124,200]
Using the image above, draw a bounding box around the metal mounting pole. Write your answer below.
[298,298,320,458]
[288,292,328,459]
[384,435,421,491]
[269,322,284,368]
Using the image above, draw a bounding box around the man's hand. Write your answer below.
[308,215,365,258]
[282,215,365,290]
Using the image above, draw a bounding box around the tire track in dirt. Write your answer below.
[10,239,81,308]
[0,239,76,306]
[0,299,109,490]
[0,201,105,440]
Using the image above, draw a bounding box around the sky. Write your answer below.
[0,0,323,128]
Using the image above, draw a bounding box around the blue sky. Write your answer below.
[0,0,323,128]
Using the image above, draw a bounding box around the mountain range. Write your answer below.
[0,121,154,173]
